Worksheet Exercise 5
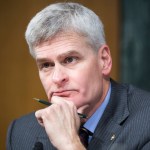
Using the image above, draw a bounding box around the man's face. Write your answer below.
[34,32,110,110]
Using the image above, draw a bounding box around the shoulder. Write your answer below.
[123,83,150,109]
[7,112,45,140]
[111,79,150,108]
[9,112,38,129]
[7,112,55,149]
[110,80,150,148]
[7,112,47,149]
[125,85,150,148]
[111,79,150,125]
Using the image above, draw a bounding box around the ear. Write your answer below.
[98,45,112,77]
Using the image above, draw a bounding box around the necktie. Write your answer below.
[79,126,93,148]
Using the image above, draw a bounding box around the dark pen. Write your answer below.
[33,98,87,119]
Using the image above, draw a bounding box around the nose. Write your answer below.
[51,65,69,87]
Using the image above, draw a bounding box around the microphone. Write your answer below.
[33,142,43,150]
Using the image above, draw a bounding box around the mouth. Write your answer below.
[52,90,77,97]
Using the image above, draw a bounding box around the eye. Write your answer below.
[64,56,78,64]
[43,62,50,68]
[40,62,54,70]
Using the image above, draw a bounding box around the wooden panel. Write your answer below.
[0,0,120,149]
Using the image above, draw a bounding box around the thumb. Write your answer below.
[77,104,90,122]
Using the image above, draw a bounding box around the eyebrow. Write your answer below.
[57,50,80,60]
[36,50,80,63]
[36,57,50,64]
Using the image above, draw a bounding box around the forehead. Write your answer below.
[34,32,93,58]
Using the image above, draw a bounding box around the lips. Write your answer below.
[52,90,76,97]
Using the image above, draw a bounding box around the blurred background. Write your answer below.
[1,0,150,149]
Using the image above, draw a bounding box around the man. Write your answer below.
[7,2,150,150]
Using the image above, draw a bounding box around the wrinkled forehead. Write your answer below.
[34,31,94,52]
[34,32,95,59]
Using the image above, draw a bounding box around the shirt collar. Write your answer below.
[84,84,111,133]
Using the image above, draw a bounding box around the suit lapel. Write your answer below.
[88,80,129,150]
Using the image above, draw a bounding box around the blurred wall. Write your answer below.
[121,0,150,91]
[0,0,120,149]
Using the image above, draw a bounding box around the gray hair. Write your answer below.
[25,2,106,57]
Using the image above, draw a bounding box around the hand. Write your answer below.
[35,96,85,150]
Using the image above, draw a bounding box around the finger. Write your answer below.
[77,104,90,122]
[51,96,77,114]
[35,110,45,127]
[52,96,80,124]
[77,104,90,114]
[51,96,70,104]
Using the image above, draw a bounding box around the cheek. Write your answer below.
[74,63,102,97]
[39,73,50,94]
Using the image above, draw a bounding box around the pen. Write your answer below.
[33,98,87,119]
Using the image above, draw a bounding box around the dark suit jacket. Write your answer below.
[7,80,150,150]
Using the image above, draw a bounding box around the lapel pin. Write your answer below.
[110,134,116,141]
